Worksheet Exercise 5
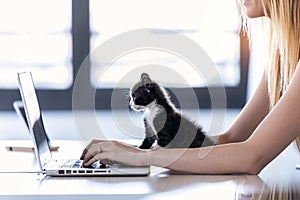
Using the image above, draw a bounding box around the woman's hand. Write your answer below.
[80,140,149,167]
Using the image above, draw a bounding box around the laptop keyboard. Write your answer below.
[63,160,82,168]
[61,159,101,169]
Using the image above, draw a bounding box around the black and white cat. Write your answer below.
[129,73,215,149]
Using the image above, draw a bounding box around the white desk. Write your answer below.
[1,139,300,200]
[1,109,300,199]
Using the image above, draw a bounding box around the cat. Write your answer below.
[129,73,215,149]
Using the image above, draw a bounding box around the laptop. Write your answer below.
[11,100,59,152]
[17,71,150,176]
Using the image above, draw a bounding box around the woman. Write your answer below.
[80,0,300,175]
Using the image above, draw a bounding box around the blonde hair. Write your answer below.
[265,0,300,108]
[238,0,300,108]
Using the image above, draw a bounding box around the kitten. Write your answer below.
[129,73,215,149]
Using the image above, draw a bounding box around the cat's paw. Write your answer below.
[139,144,151,149]
[152,144,161,150]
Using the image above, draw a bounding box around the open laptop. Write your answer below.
[10,100,59,152]
[17,71,150,176]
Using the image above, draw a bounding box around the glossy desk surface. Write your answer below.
[0,140,300,200]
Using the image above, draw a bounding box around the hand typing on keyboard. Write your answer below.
[83,161,108,169]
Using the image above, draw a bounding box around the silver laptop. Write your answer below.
[13,100,59,151]
[17,71,150,176]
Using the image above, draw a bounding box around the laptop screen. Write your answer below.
[17,72,52,169]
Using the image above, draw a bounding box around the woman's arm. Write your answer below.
[81,61,300,174]
[147,61,300,174]
[216,71,270,144]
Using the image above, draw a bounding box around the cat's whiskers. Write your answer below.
[120,89,130,99]
[119,88,132,109]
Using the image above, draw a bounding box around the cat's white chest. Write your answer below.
[145,102,161,133]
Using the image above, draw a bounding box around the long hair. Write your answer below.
[264,0,300,108]
[238,0,300,148]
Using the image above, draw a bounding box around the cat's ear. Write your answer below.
[141,73,152,85]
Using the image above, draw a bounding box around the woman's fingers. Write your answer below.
[80,139,103,160]
[83,153,108,166]
[80,140,94,159]
[82,141,112,165]
[81,140,146,167]
[82,143,101,164]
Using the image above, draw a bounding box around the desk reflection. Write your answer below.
[144,172,300,200]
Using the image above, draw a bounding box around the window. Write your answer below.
[0,0,249,110]
[90,0,240,88]
[0,0,72,89]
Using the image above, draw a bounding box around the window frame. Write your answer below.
[0,0,249,111]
